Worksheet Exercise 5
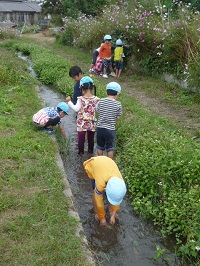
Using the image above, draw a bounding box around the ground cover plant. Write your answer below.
[0,47,90,265]
[2,39,200,264]
[57,0,200,90]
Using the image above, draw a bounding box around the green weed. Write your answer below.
[0,46,88,265]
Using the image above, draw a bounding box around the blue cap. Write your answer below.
[106,177,127,206]
[104,34,112,41]
[80,76,94,87]
[106,82,121,93]
[116,39,123,45]
[57,102,69,114]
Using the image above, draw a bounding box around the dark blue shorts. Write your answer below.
[96,127,116,152]
[115,60,123,70]
[90,179,95,189]
[90,180,103,195]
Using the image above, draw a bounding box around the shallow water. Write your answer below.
[38,85,181,266]
[19,53,181,265]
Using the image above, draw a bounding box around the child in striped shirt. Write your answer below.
[96,82,122,159]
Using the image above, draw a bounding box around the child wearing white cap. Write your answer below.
[83,156,127,225]
[66,76,99,156]
[96,82,122,159]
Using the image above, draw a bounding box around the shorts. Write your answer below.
[96,127,116,152]
[115,60,123,70]
[90,180,103,195]
[102,58,112,70]
[45,117,60,127]
[90,179,95,189]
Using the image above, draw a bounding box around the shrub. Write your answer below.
[59,1,200,89]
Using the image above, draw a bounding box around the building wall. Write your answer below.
[0,12,39,24]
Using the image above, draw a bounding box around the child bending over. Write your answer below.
[83,156,127,225]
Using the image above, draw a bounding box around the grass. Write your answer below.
[0,48,90,265]
[1,35,200,264]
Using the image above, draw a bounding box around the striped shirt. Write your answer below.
[96,98,122,130]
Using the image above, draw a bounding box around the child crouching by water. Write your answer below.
[32,102,69,139]
[66,76,99,156]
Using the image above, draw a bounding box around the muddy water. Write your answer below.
[20,54,180,266]
[38,86,180,266]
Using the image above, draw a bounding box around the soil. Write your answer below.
[25,32,200,139]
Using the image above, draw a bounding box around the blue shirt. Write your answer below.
[72,81,81,104]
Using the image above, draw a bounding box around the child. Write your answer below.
[114,39,124,78]
[89,43,103,74]
[66,76,99,156]
[99,34,116,78]
[96,82,122,159]
[32,102,69,139]
[69,66,83,104]
[83,156,127,225]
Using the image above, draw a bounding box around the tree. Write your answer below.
[41,0,107,19]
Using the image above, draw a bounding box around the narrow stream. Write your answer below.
[20,54,181,266]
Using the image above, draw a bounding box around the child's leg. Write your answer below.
[96,128,105,156]
[118,69,122,78]
[107,150,114,159]
[115,68,119,77]
[87,131,95,153]
[103,59,108,74]
[78,131,86,155]
[97,149,103,156]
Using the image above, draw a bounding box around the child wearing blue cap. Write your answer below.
[114,39,124,78]
[83,156,127,225]
[96,82,122,159]
[99,34,116,78]
[32,102,69,139]
[66,76,99,156]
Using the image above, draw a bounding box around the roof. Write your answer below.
[0,1,41,12]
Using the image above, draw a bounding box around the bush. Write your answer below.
[59,1,200,89]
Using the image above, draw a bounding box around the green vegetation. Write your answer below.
[56,0,200,89]
[2,39,200,264]
[0,47,90,265]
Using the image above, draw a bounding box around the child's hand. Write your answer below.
[109,209,117,225]
[66,96,71,102]
[110,215,116,225]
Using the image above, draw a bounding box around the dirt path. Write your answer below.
[124,80,200,135]
[25,32,200,138]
